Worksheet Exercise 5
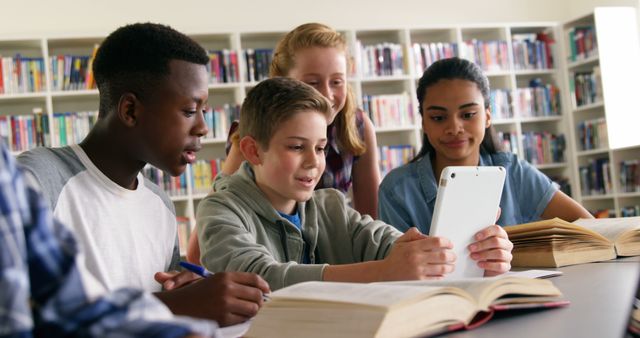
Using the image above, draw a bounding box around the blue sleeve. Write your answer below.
[378,181,412,233]
[513,158,558,221]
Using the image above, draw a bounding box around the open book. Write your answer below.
[506,216,640,267]
[245,277,567,338]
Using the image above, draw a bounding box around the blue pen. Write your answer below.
[179,261,271,302]
[179,261,214,277]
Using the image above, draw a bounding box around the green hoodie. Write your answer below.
[197,162,403,290]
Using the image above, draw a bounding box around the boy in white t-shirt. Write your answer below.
[17,22,269,327]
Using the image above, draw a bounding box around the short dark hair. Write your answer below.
[92,23,209,117]
[413,57,501,162]
[239,77,332,149]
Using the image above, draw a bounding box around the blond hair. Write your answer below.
[239,77,332,149]
[269,23,365,156]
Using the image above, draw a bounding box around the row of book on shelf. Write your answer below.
[0,56,46,94]
[361,84,562,130]
[567,26,598,62]
[569,66,602,108]
[496,131,566,165]
[0,109,98,152]
[142,158,224,198]
[577,117,607,151]
[490,81,561,120]
[579,157,612,196]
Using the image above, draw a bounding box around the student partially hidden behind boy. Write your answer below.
[197,77,514,290]
[17,22,268,326]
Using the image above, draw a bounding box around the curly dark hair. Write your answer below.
[92,22,208,117]
[412,57,501,162]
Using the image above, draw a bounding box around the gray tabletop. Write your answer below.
[444,258,640,338]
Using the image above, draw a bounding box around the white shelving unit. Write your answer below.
[560,7,640,217]
[0,22,580,228]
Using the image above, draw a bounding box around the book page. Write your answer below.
[573,217,640,242]
[271,281,458,308]
[375,277,560,310]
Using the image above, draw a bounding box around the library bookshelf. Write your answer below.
[559,7,640,218]
[2,20,611,252]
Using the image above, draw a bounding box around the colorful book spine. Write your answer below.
[619,160,640,193]
[142,166,188,197]
[571,67,602,107]
[48,49,97,91]
[496,131,518,155]
[0,109,50,152]
[511,32,555,70]
[460,39,509,72]
[203,104,240,140]
[243,48,273,82]
[208,49,240,83]
[620,205,640,217]
[362,92,414,128]
[378,145,415,178]
[51,111,98,147]
[567,26,598,62]
[522,132,566,165]
[412,42,458,75]
[0,55,46,94]
[190,159,224,195]
[357,41,405,78]
[513,79,561,118]
[490,89,513,120]
[577,117,608,151]
[579,157,612,196]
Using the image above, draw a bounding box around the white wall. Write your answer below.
[565,0,638,20]
[0,0,636,39]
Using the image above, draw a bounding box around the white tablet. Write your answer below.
[429,166,506,279]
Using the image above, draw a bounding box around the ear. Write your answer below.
[239,136,263,165]
[484,108,492,129]
[116,92,140,128]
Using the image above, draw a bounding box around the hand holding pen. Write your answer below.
[180,261,271,302]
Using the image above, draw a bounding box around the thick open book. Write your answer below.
[245,277,566,338]
[507,216,640,267]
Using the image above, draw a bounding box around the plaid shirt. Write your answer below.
[320,108,365,193]
[0,144,219,338]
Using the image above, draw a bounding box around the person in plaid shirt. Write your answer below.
[0,141,223,337]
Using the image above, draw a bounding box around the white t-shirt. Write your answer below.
[18,144,179,292]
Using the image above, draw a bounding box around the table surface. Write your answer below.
[445,258,640,338]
